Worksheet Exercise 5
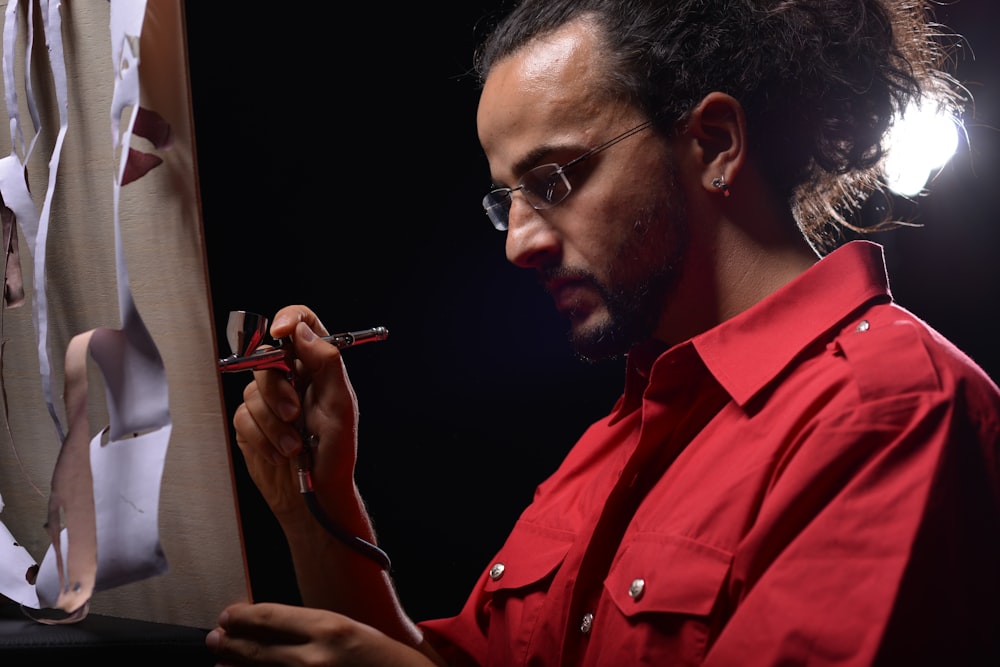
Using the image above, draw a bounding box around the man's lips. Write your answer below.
[547,278,594,316]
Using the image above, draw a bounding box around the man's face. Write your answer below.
[477,18,688,360]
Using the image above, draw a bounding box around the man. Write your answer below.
[206,0,1000,665]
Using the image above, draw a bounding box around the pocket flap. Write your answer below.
[605,534,731,617]
[483,521,574,593]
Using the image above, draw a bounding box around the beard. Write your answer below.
[563,177,688,362]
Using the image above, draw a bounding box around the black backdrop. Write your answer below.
[183,2,1000,623]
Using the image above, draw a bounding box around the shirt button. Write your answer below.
[489,563,505,581]
[580,612,594,634]
[855,319,870,332]
[628,578,645,601]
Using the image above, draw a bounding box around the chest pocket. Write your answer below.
[604,534,732,618]
[481,522,573,664]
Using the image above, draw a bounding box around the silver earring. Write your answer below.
[712,176,731,197]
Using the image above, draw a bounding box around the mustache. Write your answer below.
[539,266,599,292]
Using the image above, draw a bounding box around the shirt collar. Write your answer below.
[692,240,892,407]
[616,240,892,417]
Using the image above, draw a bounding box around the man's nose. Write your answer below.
[505,195,560,269]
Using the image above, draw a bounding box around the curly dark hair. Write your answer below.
[474,0,967,255]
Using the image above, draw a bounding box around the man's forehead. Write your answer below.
[478,21,607,154]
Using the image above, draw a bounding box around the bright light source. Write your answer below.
[882,101,960,197]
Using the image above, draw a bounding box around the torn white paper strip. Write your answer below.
[0,497,39,608]
[0,0,51,609]
[35,325,171,611]
[0,0,173,620]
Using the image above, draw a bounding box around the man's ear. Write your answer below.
[683,92,746,196]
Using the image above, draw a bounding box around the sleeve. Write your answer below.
[418,570,491,667]
[705,324,1000,666]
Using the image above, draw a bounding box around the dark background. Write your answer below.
[183,2,1000,623]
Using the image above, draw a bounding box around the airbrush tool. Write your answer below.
[218,311,388,373]
[217,310,392,569]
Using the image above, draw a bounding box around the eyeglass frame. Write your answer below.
[481,118,657,231]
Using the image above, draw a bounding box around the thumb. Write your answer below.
[289,320,357,413]
[291,320,340,378]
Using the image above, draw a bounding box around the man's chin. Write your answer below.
[565,310,605,339]
[567,315,629,362]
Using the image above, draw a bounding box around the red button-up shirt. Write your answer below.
[419,241,1000,666]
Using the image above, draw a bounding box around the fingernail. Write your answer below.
[280,434,301,456]
[296,321,316,342]
[205,630,219,650]
[279,401,298,421]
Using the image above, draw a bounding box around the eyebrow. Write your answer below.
[491,140,587,188]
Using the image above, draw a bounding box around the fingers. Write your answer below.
[207,603,346,667]
[268,304,329,341]
[206,602,307,666]
[233,394,312,520]
[289,321,352,393]
[254,320,356,444]
[220,602,310,642]
[234,311,330,464]
[206,603,436,667]
[233,383,301,465]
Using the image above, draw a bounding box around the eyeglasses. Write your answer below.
[481,119,655,231]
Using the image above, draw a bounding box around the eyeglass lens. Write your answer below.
[483,164,571,231]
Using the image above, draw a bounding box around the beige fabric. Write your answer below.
[0,0,250,628]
